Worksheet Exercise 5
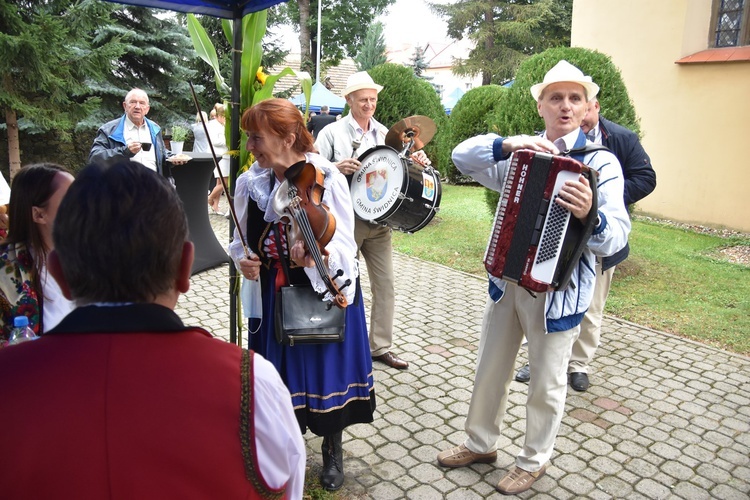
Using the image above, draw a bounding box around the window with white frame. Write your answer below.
[711,0,749,47]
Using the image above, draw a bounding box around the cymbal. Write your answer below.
[385,115,437,152]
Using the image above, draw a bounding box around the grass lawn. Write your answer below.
[391,184,750,355]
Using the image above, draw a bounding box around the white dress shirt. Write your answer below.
[586,123,601,144]
[252,352,306,499]
[40,265,76,332]
[123,117,157,171]
[314,113,388,162]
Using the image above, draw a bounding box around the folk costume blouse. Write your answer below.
[0,242,40,340]
[228,153,359,305]
[0,242,76,344]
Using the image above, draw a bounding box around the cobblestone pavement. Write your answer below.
[177,202,750,499]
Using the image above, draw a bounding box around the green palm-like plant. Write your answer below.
[187,12,311,170]
[186,11,312,346]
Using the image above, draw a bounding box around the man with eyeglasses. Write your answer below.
[89,88,186,177]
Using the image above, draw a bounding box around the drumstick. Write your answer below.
[410,154,428,167]
[351,131,366,158]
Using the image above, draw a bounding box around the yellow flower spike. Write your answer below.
[256,67,267,85]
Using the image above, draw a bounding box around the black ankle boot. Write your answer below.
[320,431,344,491]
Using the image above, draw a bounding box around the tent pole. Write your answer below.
[315,0,322,83]
[229,16,242,346]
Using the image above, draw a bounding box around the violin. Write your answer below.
[272,161,350,309]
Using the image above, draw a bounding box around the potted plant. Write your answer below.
[170,124,190,154]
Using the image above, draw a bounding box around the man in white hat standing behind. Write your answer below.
[436,60,631,494]
[315,71,409,370]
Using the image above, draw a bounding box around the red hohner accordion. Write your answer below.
[484,149,598,293]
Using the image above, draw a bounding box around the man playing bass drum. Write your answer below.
[316,71,423,371]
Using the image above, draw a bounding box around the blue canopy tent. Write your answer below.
[289,81,346,114]
[105,0,286,17]
[442,87,465,115]
[103,0,290,344]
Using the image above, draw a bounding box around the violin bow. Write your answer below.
[188,82,250,259]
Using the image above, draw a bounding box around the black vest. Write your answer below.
[245,176,308,287]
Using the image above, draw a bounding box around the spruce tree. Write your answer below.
[0,0,122,176]
[410,45,429,77]
[355,22,387,71]
[85,6,199,129]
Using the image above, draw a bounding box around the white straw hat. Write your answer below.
[530,60,599,102]
[343,71,383,97]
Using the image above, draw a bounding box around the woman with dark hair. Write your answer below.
[228,98,375,491]
[0,163,75,343]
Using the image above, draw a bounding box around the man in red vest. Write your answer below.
[0,161,305,499]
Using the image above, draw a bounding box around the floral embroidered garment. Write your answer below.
[0,242,40,342]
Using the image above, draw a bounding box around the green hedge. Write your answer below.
[493,47,640,137]
[485,47,640,211]
[445,85,507,182]
[367,63,448,177]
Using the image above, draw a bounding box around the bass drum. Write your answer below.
[350,145,441,233]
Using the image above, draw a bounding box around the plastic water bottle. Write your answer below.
[8,316,38,345]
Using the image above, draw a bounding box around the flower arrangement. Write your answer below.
[187,12,312,170]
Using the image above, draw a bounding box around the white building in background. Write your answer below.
[386,38,481,110]
[271,15,478,113]
[377,0,479,108]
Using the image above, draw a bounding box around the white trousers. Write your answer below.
[464,284,578,471]
[569,262,615,373]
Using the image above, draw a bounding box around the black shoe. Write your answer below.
[320,432,344,491]
[515,364,530,383]
[569,372,590,392]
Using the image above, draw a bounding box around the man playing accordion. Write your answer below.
[436,60,631,495]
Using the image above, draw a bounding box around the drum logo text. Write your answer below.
[351,149,405,219]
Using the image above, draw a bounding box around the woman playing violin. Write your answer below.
[228,98,375,492]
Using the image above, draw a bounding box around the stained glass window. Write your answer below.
[714,0,746,47]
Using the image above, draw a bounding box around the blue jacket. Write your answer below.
[88,115,172,177]
[599,117,657,270]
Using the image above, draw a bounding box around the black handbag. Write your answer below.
[275,285,345,345]
[273,228,345,346]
